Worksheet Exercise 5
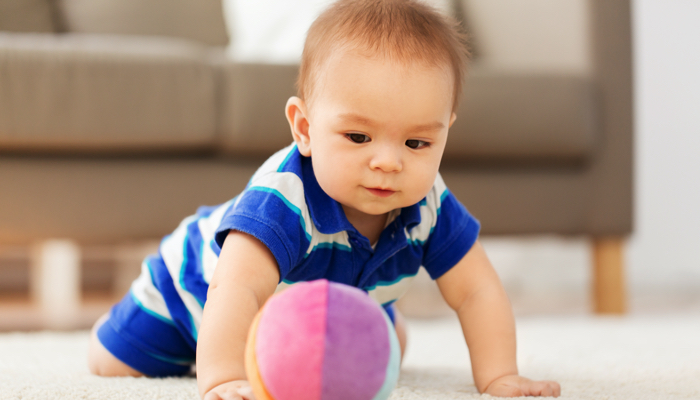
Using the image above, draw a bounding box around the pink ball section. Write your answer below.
[245,279,400,400]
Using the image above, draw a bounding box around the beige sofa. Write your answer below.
[0,0,632,314]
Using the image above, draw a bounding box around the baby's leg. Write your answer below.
[89,254,197,377]
[88,313,144,377]
[88,292,195,378]
[394,308,407,362]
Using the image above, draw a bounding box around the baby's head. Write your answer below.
[286,0,469,219]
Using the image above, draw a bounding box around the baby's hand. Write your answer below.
[484,375,560,397]
[203,380,256,400]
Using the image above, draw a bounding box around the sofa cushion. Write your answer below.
[216,62,299,156]
[0,33,218,152]
[446,65,597,162]
[0,0,57,33]
[216,61,595,162]
[460,0,590,74]
[58,0,228,47]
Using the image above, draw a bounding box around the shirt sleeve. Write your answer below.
[421,189,481,280]
[214,188,311,282]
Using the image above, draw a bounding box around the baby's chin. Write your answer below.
[347,199,416,216]
[338,200,390,217]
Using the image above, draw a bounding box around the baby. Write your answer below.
[88,0,561,398]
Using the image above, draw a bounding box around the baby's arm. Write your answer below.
[197,231,280,400]
[436,241,560,397]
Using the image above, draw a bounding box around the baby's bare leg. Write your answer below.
[394,309,407,362]
[88,312,144,377]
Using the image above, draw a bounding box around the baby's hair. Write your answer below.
[298,0,470,112]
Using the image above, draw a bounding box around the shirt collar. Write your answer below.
[399,200,422,231]
[300,154,423,235]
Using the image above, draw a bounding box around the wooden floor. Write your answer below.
[0,293,118,331]
[2,239,698,332]
[2,284,699,332]
[0,242,149,332]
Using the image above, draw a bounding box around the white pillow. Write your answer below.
[223,0,455,64]
[223,0,333,64]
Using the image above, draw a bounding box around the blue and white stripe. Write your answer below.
[405,174,448,246]
[130,258,174,324]
[159,215,205,339]
[126,143,480,343]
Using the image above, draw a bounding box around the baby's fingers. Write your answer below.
[203,389,248,400]
[203,391,234,400]
[203,380,255,400]
[528,380,561,397]
[236,386,256,400]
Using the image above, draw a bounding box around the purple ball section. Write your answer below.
[321,282,390,400]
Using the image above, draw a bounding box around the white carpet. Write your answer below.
[1,315,699,399]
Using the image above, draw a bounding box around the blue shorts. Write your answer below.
[97,293,196,377]
[98,292,398,377]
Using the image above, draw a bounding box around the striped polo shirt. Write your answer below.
[129,143,480,347]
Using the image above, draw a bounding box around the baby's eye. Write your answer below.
[406,139,429,149]
[347,133,370,143]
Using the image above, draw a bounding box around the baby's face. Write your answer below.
[297,49,455,219]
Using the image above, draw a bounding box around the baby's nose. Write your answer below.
[369,146,402,173]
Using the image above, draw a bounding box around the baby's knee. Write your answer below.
[88,313,144,377]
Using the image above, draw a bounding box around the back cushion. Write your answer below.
[0,0,57,33]
[461,0,590,74]
[59,0,229,46]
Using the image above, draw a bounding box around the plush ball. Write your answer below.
[245,279,400,400]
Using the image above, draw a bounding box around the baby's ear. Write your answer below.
[449,112,457,128]
[285,96,312,157]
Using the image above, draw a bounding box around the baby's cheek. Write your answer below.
[407,168,437,198]
[314,157,354,200]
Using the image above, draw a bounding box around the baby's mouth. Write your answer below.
[365,187,396,198]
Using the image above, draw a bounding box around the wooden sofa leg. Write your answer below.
[30,240,81,329]
[592,237,627,314]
